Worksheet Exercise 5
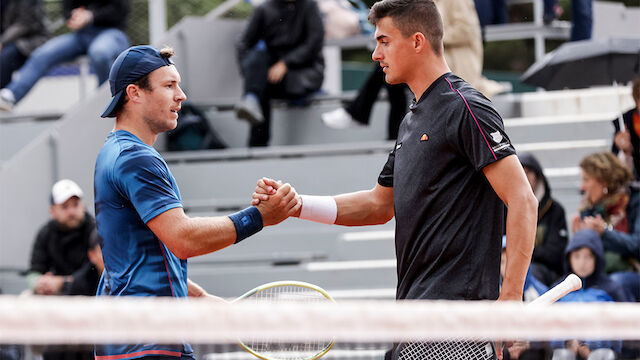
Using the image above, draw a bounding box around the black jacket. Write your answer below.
[63,0,129,30]
[236,0,324,68]
[29,212,95,276]
[64,261,100,296]
[612,108,640,180]
[519,153,568,279]
[0,0,49,56]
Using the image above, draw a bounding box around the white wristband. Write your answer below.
[299,195,337,224]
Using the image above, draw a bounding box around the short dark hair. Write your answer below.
[368,0,443,55]
[117,47,175,113]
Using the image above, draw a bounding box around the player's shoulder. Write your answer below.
[445,74,489,104]
[116,145,164,172]
[106,131,157,159]
[446,75,501,117]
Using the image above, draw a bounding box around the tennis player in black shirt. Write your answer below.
[253,0,537,358]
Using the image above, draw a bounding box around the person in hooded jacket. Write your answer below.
[551,229,630,359]
[518,152,568,286]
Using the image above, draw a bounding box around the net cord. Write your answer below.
[1,296,639,344]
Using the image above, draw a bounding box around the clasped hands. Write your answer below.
[34,272,67,295]
[571,214,607,235]
[252,177,301,226]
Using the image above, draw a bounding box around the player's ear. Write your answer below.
[413,32,426,53]
[125,84,142,103]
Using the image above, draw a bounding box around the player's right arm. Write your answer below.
[147,208,237,259]
[252,178,394,226]
[116,148,300,260]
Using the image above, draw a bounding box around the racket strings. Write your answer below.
[238,284,334,360]
[248,286,329,302]
[399,340,495,360]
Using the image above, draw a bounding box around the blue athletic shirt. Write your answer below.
[94,130,194,360]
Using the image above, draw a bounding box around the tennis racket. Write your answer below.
[233,281,336,360]
[397,274,583,360]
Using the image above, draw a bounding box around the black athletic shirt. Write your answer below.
[378,73,516,301]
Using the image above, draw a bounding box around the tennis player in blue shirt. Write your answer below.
[93,45,300,360]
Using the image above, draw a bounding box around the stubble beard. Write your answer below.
[143,113,176,135]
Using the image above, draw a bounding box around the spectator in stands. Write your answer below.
[572,153,635,276]
[0,0,49,90]
[612,77,640,181]
[571,0,592,41]
[27,179,96,360]
[0,0,130,112]
[473,0,508,29]
[518,152,568,287]
[234,0,325,147]
[64,228,103,296]
[580,190,640,302]
[551,229,629,358]
[434,0,506,99]
[27,179,96,296]
[321,64,408,140]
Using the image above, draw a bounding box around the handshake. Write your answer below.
[251,177,302,226]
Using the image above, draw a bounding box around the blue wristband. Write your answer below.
[229,206,263,243]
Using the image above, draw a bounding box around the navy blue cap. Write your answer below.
[101,45,174,118]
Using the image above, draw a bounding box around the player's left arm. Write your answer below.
[483,154,537,301]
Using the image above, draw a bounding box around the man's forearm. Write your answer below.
[333,188,394,226]
[502,199,537,299]
[176,216,238,258]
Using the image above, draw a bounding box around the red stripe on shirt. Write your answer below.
[95,349,182,360]
[445,77,497,161]
[159,241,176,297]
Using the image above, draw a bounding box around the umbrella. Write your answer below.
[521,37,640,130]
[521,37,640,91]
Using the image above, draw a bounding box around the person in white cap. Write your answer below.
[26,179,96,296]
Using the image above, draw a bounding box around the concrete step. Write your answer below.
[515,139,608,169]
[520,86,633,118]
[505,112,616,144]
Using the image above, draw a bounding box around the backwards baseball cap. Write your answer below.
[101,45,174,118]
[51,179,83,205]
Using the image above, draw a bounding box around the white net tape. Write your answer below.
[1,295,639,344]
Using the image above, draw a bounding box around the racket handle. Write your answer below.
[530,273,582,305]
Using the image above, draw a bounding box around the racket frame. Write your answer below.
[234,280,336,360]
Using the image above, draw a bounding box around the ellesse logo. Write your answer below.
[420,134,428,141]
